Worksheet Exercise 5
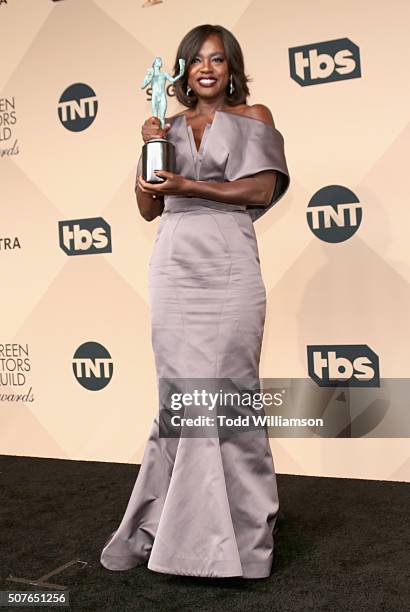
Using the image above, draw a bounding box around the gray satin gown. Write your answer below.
[100,110,290,578]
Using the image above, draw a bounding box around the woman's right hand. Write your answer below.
[141,117,171,143]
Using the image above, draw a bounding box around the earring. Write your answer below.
[229,74,234,95]
[186,85,192,95]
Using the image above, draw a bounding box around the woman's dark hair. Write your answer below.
[172,24,251,108]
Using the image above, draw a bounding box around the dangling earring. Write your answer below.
[229,74,234,95]
[186,84,192,95]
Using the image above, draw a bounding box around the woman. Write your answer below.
[100,24,290,579]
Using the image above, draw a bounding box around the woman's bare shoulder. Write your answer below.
[239,104,275,127]
[167,104,275,126]
[165,110,189,122]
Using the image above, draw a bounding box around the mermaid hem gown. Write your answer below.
[100,110,290,578]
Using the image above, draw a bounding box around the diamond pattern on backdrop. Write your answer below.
[0,0,408,479]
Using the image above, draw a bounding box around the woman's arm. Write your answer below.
[135,183,164,221]
[135,116,171,221]
[139,168,277,208]
[186,170,277,207]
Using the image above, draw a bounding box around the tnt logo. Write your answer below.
[308,345,380,387]
[289,38,361,86]
[59,217,112,256]
[307,185,362,243]
[58,83,98,131]
[73,342,113,390]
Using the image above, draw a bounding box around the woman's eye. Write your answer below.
[191,56,224,64]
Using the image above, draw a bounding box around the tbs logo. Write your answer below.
[73,342,113,391]
[289,38,361,86]
[59,217,112,256]
[58,83,98,131]
[307,185,362,243]
[308,345,380,387]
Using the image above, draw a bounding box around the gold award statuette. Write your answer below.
[140,56,185,183]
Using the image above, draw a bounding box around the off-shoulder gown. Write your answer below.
[100,110,290,578]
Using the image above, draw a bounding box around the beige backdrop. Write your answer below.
[1,0,409,481]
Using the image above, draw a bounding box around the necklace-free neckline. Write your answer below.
[179,110,276,159]
[183,113,215,155]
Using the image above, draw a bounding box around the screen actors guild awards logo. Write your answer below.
[0,97,19,157]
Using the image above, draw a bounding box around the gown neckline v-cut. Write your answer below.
[179,110,276,157]
[182,113,214,157]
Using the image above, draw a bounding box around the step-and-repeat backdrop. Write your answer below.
[1,0,409,481]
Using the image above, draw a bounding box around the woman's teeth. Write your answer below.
[198,78,217,87]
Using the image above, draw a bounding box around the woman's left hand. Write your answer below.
[137,170,192,197]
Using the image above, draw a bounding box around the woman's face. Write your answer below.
[187,34,230,101]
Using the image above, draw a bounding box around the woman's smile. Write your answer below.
[197,77,218,88]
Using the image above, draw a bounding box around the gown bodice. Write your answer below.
[138,109,290,223]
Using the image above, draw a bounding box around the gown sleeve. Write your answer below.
[224,118,290,223]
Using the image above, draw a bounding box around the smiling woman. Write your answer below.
[101,23,290,580]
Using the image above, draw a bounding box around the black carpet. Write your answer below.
[0,454,408,611]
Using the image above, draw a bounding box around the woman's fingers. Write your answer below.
[141,118,171,142]
[138,176,162,194]
[153,169,172,179]
[138,176,151,193]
